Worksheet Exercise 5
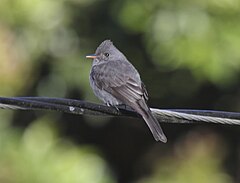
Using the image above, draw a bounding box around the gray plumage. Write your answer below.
[87,40,167,143]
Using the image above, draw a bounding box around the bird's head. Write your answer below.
[86,40,126,65]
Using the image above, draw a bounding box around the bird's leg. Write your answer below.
[105,102,120,112]
[106,102,111,107]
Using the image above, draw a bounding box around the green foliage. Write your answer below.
[138,131,232,183]
[0,0,93,97]
[0,0,239,182]
[115,0,240,84]
[0,117,114,183]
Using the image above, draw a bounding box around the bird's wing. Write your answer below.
[141,82,148,101]
[91,60,147,104]
[91,60,166,142]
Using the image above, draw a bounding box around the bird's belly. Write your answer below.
[90,79,122,106]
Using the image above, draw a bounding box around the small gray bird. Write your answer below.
[86,40,167,143]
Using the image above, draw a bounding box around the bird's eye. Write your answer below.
[104,53,109,57]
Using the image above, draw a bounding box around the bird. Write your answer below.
[86,40,167,143]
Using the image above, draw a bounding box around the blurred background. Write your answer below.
[0,0,240,182]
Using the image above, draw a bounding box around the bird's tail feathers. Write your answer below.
[134,100,167,143]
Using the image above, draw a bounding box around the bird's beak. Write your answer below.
[86,54,97,59]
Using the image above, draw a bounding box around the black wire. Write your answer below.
[0,97,139,117]
[0,96,240,122]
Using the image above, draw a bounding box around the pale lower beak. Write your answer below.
[86,54,97,59]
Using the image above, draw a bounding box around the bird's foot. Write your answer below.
[105,102,120,112]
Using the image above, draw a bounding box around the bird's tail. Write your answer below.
[133,100,167,143]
